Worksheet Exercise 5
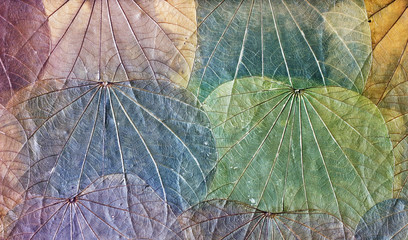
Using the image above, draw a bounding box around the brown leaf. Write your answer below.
[0,104,27,237]
[363,0,408,198]
[40,0,197,87]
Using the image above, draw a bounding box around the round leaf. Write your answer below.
[7,79,217,215]
[4,174,183,239]
[179,199,353,239]
[189,0,372,101]
[39,0,196,87]
[204,77,394,228]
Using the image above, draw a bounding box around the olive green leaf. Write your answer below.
[189,0,372,101]
[203,77,393,228]
[355,198,408,240]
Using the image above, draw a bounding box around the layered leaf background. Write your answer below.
[0,0,407,239]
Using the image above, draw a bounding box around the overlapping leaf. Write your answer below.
[355,198,408,240]
[39,0,197,87]
[7,79,216,215]
[3,174,183,239]
[204,77,393,228]
[362,0,408,199]
[179,199,354,239]
[0,0,50,104]
[189,0,372,101]
[0,104,27,234]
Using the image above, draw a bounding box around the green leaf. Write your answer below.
[179,199,354,239]
[7,79,217,215]
[355,198,408,240]
[203,77,393,228]
[4,174,183,239]
[189,0,372,101]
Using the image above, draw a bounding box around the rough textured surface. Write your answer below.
[204,77,394,228]
[189,0,372,101]
[7,79,216,216]
[362,0,408,199]
[4,174,183,239]
[179,200,354,239]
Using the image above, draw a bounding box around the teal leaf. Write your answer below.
[189,0,372,101]
[203,77,393,228]
[355,199,408,240]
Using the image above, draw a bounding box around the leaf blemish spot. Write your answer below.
[99,81,112,88]
[68,196,77,204]
[291,88,304,96]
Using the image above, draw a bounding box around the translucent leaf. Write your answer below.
[3,174,183,239]
[0,104,28,236]
[0,0,50,104]
[39,0,196,87]
[179,199,354,239]
[189,0,372,101]
[7,79,216,215]
[203,77,394,228]
[355,199,408,240]
[362,0,408,199]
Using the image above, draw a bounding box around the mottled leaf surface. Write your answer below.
[179,199,353,239]
[189,0,372,101]
[355,198,408,240]
[204,77,393,228]
[0,0,50,104]
[362,0,408,199]
[4,174,183,240]
[0,104,27,233]
[7,79,216,215]
[39,0,196,87]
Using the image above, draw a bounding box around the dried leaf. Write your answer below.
[189,0,372,101]
[204,77,394,228]
[4,174,183,239]
[362,0,408,198]
[40,0,197,87]
[0,0,50,104]
[179,199,354,239]
[7,79,217,215]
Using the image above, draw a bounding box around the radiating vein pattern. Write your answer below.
[7,79,216,216]
[40,0,196,87]
[204,77,393,228]
[4,174,183,240]
[189,0,372,101]
[179,200,354,239]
